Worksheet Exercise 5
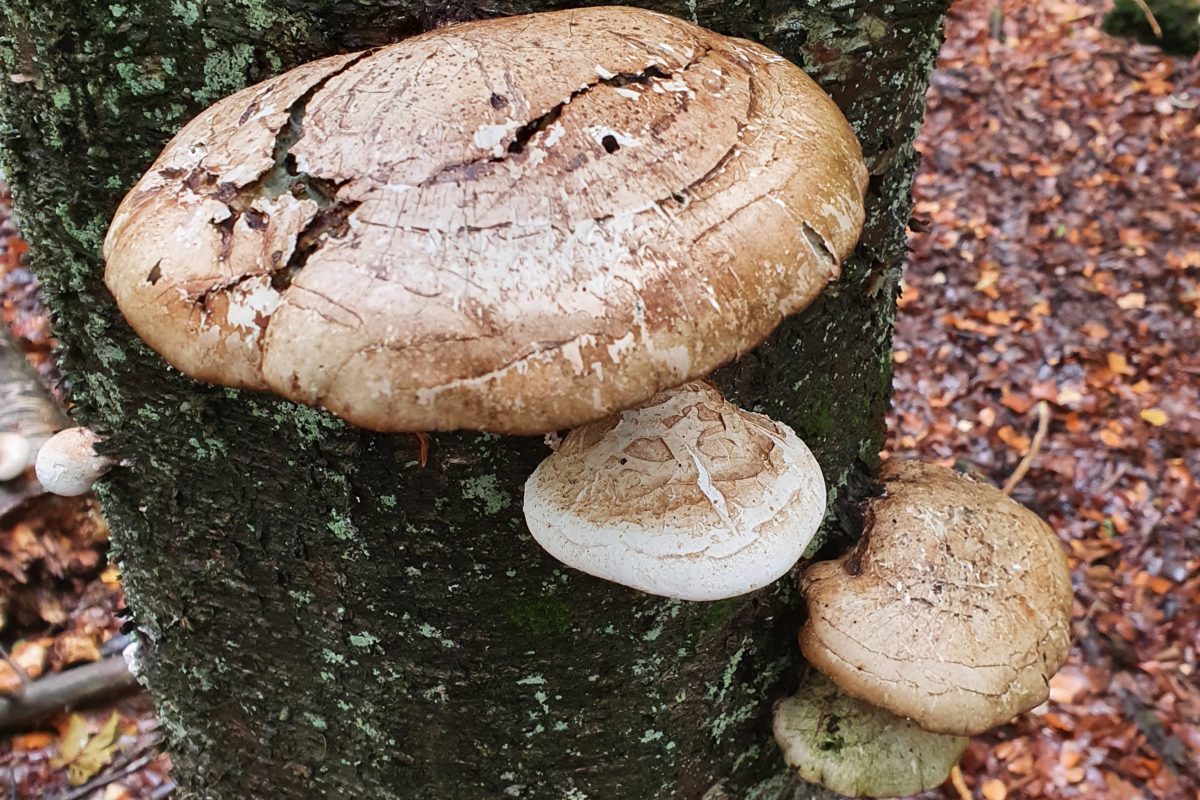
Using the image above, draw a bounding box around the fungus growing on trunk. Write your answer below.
[522,382,825,600]
[102,6,866,435]
[35,427,114,497]
[772,669,968,798]
[0,432,30,481]
[798,460,1073,736]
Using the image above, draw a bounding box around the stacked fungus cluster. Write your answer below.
[67,6,1074,798]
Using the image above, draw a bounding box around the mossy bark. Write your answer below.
[0,2,948,798]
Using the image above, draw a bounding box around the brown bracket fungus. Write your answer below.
[522,382,825,600]
[798,460,1073,736]
[0,432,31,482]
[102,6,866,435]
[34,427,114,497]
[772,669,968,798]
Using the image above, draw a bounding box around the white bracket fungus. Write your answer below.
[523,382,825,600]
[102,7,866,435]
[798,460,1074,736]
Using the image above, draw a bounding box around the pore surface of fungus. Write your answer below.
[103,6,867,434]
[523,382,825,600]
[799,460,1073,735]
[772,669,968,798]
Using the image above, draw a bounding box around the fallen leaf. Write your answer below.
[1139,408,1168,427]
[48,633,102,671]
[1116,292,1146,309]
[1107,352,1135,376]
[0,639,49,694]
[11,731,54,750]
[1049,668,1090,704]
[982,778,1008,800]
[51,711,122,786]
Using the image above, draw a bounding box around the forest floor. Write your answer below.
[0,0,1197,798]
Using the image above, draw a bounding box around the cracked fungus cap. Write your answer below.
[772,669,968,798]
[522,382,825,600]
[102,6,867,434]
[799,460,1074,736]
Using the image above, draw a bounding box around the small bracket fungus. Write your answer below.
[523,382,825,600]
[102,7,866,435]
[799,460,1073,736]
[0,432,31,481]
[772,669,968,798]
[34,428,114,497]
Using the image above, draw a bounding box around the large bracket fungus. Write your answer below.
[102,6,867,435]
[523,382,825,600]
[797,460,1073,737]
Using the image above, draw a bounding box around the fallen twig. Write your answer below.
[949,764,971,800]
[149,781,177,799]
[0,643,31,690]
[1002,400,1051,496]
[0,656,140,734]
[1095,461,1130,495]
[1130,0,1164,38]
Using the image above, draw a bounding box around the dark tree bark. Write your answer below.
[0,2,948,798]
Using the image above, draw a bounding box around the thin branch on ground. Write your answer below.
[1002,400,1051,496]
[0,657,140,733]
[0,644,31,692]
[1130,0,1164,38]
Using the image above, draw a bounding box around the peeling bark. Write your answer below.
[0,2,949,798]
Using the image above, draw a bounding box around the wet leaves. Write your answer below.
[892,1,1199,798]
[0,184,168,800]
[52,712,122,786]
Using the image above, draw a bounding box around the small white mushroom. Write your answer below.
[122,639,143,680]
[0,432,32,481]
[523,382,826,601]
[35,427,114,496]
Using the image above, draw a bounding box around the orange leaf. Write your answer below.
[1106,352,1134,376]
[1116,292,1146,310]
[997,425,1031,454]
[1049,668,1090,704]
[0,640,48,695]
[981,778,1007,800]
[1001,388,1034,414]
[11,731,54,751]
[1139,408,1168,427]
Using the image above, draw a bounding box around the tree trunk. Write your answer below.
[0,2,948,798]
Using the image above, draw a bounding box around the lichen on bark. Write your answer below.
[0,1,949,798]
